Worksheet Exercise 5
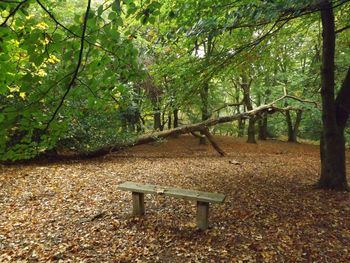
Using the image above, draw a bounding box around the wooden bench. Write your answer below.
[118,181,226,230]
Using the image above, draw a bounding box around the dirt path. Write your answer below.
[1,136,350,262]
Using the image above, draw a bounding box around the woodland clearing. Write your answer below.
[1,135,350,262]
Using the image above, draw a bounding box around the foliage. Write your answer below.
[0,0,350,161]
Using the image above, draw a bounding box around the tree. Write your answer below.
[318,0,350,191]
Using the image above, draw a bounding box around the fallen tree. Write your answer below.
[3,95,314,164]
[77,95,313,158]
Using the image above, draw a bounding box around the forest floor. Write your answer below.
[1,135,350,262]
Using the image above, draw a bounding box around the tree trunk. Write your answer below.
[258,114,268,140]
[318,1,348,191]
[237,117,245,137]
[199,82,210,144]
[247,118,256,143]
[292,110,303,142]
[242,75,256,143]
[237,104,245,137]
[168,113,172,130]
[153,107,162,131]
[173,109,179,128]
[285,110,295,142]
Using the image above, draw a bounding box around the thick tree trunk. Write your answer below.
[247,118,256,143]
[258,114,268,140]
[318,1,348,191]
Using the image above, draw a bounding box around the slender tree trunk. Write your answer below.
[173,109,179,128]
[199,82,210,144]
[292,110,303,142]
[236,104,246,137]
[318,1,348,191]
[168,113,172,130]
[242,75,256,143]
[237,117,245,137]
[237,119,245,137]
[153,107,162,131]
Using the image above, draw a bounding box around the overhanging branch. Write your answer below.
[44,0,91,130]
[0,0,28,27]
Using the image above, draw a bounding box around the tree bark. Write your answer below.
[173,109,179,128]
[247,118,256,143]
[199,82,210,144]
[242,75,256,143]
[286,110,302,142]
[293,110,302,141]
[168,113,172,130]
[237,116,245,137]
[318,1,348,191]
[201,128,226,156]
[258,114,268,140]
[153,107,162,131]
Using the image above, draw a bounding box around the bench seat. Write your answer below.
[118,181,226,230]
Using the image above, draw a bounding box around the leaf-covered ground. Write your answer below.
[1,136,350,262]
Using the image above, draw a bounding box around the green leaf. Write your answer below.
[108,11,118,21]
[97,5,104,16]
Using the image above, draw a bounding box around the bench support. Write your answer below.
[132,192,145,216]
[196,201,209,230]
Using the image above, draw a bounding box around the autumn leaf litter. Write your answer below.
[0,135,350,262]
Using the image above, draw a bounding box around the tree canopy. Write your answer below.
[1,0,350,189]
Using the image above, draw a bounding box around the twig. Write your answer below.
[36,0,116,56]
[335,24,350,34]
[0,0,28,27]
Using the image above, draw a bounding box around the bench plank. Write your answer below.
[118,181,226,204]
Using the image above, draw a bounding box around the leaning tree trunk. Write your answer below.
[318,1,348,191]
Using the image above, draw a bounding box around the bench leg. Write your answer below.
[196,201,209,230]
[132,192,145,216]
